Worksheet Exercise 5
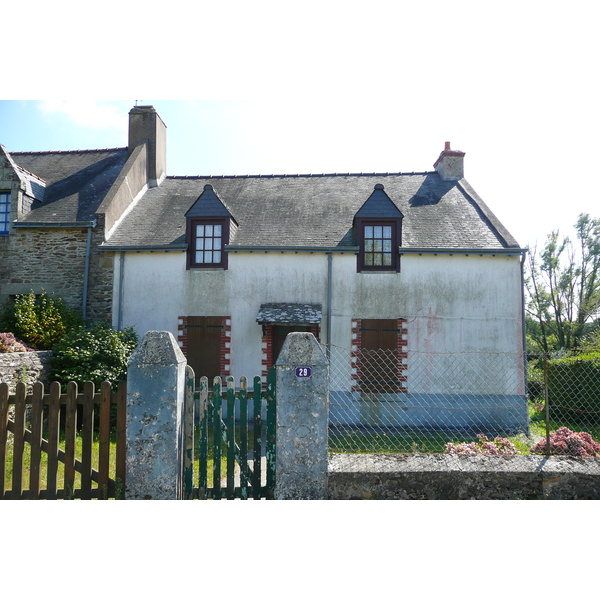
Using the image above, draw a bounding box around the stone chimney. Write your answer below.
[433,141,465,181]
[128,105,167,187]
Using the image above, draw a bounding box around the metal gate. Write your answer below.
[182,367,276,499]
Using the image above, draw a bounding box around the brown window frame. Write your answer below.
[355,218,401,273]
[186,217,230,270]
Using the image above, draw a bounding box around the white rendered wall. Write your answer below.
[114,250,524,385]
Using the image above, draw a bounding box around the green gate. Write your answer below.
[182,367,276,499]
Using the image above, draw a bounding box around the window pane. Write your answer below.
[383,253,392,266]
[214,238,221,250]
[206,224,213,237]
[364,225,373,238]
[364,253,373,266]
[383,240,392,253]
[373,253,382,266]
[205,238,213,250]
[214,224,222,237]
[196,238,204,251]
[196,224,205,237]
[374,240,382,253]
[365,239,373,252]
[196,251,204,263]
[213,251,221,263]
[374,226,382,239]
[204,251,213,263]
[383,226,392,238]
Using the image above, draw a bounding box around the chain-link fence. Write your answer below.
[323,344,600,459]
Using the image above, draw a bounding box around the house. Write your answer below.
[1,104,529,432]
[0,105,166,323]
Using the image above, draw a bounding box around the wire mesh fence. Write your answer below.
[323,344,600,461]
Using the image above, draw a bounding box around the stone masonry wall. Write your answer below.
[0,222,114,324]
[0,350,52,394]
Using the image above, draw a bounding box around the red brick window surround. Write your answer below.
[351,318,408,393]
[177,316,231,380]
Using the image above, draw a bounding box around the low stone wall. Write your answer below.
[327,454,600,500]
[0,351,52,394]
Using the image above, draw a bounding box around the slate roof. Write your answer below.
[102,171,520,251]
[11,148,129,223]
[256,303,323,324]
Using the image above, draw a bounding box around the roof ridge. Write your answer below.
[11,147,127,155]
[166,171,436,180]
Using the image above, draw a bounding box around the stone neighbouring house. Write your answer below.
[0,106,166,322]
[1,105,529,432]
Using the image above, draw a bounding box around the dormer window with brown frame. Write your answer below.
[354,184,403,273]
[185,184,237,270]
[357,220,400,272]
[188,218,229,269]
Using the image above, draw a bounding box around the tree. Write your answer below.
[525,213,600,353]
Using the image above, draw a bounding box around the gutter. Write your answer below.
[399,247,528,256]
[226,245,359,253]
[82,223,96,322]
[326,252,333,357]
[117,252,125,330]
[12,221,97,228]
[98,244,187,252]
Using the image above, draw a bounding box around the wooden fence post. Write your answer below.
[125,331,186,500]
[275,332,329,499]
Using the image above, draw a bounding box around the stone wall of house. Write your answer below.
[0,226,88,310]
[86,217,115,324]
[0,350,52,394]
[0,223,114,324]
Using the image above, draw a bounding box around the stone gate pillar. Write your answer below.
[125,331,186,499]
[275,332,329,500]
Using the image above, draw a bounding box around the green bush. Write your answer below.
[547,352,600,423]
[50,323,138,389]
[0,291,82,350]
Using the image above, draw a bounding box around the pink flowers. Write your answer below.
[445,434,520,455]
[530,427,600,457]
[0,332,32,353]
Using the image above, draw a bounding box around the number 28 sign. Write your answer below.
[295,367,312,378]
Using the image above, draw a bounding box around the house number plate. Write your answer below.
[295,367,312,378]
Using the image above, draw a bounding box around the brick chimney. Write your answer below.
[433,141,465,181]
[128,105,167,187]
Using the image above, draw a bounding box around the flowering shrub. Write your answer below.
[445,433,520,456]
[0,332,33,353]
[530,427,600,457]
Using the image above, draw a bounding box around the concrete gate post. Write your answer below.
[125,331,186,499]
[275,332,329,500]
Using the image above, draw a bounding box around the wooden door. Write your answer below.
[360,319,398,392]
[186,316,222,383]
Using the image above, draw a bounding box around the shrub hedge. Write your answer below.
[547,352,600,423]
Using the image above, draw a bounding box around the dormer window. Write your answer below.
[363,223,395,268]
[185,184,237,270]
[189,218,229,268]
[354,184,403,273]
[0,192,10,235]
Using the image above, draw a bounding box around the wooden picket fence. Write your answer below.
[0,380,126,500]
